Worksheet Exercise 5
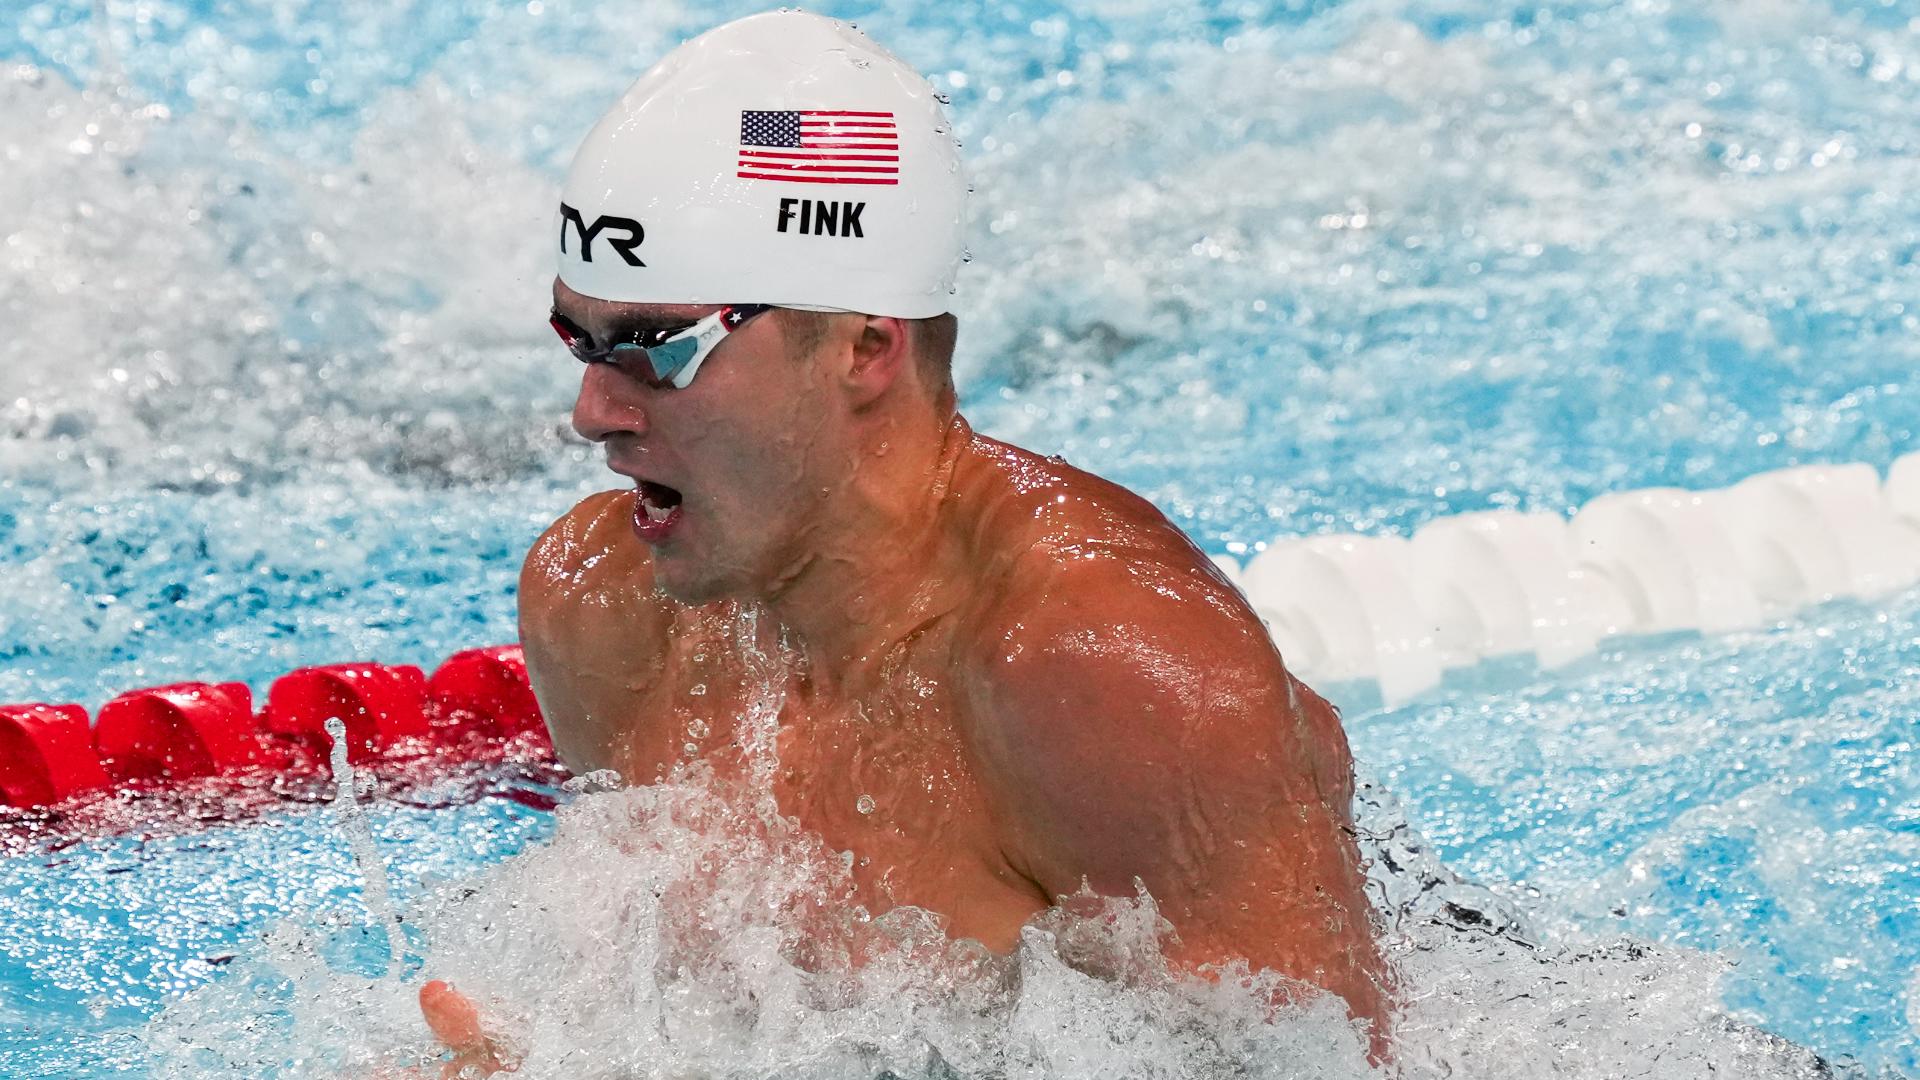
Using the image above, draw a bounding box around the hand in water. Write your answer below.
[419,980,516,1077]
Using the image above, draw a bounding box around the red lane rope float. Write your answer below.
[0,645,548,810]
[0,704,111,807]
[264,663,432,765]
[95,682,269,782]
[428,646,545,739]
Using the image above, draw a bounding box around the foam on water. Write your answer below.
[1347,584,1920,1069]
[0,479,554,708]
[0,61,563,491]
[137,718,1828,1079]
[140,614,1828,1080]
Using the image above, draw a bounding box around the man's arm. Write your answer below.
[968,554,1389,1041]
[409,494,705,1078]
[517,490,687,776]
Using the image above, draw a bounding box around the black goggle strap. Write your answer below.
[717,304,774,331]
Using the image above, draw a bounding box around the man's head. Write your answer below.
[549,11,970,603]
[555,281,959,604]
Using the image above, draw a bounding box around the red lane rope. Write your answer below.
[0,645,550,810]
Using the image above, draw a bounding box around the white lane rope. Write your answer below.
[1210,452,1920,705]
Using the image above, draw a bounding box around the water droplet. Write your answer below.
[561,768,624,794]
[856,794,876,814]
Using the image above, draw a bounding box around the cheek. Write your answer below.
[684,395,833,517]
[673,349,841,518]
[719,366,838,463]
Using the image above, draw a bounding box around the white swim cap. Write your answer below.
[556,11,968,318]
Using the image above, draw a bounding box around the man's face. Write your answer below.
[554,278,847,604]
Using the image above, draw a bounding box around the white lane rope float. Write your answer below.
[1210,451,1920,706]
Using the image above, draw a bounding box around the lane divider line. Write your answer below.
[1215,451,1920,704]
[8,452,1918,806]
[0,646,549,810]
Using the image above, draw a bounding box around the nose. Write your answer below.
[571,362,651,443]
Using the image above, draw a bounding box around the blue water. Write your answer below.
[1354,592,1920,1066]
[0,775,561,1073]
[2,0,1918,1074]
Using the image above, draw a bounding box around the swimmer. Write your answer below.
[418,10,1388,1072]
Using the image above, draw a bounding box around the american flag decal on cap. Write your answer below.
[737,110,900,185]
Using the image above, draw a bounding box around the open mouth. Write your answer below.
[632,479,685,542]
[636,480,682,521]
[637,476,683,515]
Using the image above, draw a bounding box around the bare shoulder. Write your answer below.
[952,434,1274,673]
[519,488,682,652]
[950,434,1358,884]
[518,490,680,771]
[947,440,1381,1025]
[521,489,652,606]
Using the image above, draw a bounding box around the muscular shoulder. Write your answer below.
[951,435,1271,679]
[965,524,1291,787]
[520,487,684,659]
[950,439,1356,888]
[517,492,678,761]
[953,434,1192,573]
[521,489,650,604]
[517,493,757,777]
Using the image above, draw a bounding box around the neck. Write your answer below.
[762,407,971,692]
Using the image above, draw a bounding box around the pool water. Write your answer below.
[0,767,563,1074]
[3,0,1918,1075]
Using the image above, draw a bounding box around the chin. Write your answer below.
[650,554,750,607]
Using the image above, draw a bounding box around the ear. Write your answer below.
[841,315,912,409]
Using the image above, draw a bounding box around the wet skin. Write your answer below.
[419,281,1390,1070]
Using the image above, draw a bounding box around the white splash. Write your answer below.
[323,715,405,976]
[143,745,1832,1080]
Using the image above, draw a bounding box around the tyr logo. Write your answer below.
[559,201,646,266]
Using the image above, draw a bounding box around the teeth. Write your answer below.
[644,500,674,522]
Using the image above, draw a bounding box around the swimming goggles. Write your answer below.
[549,304,774,389]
